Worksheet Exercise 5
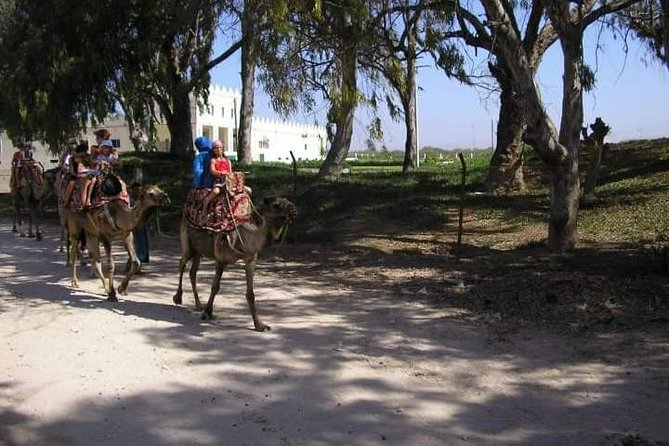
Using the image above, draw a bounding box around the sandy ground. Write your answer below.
[1,219,668,446]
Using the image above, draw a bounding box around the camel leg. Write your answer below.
[202,262,225,320]
[101,239,117,302]
[173,253,190,306]
[59,206,66,253]
[244,257,270,332]
[189,256,202,310]
[30,205,42,241]
[14,204,25,237]
[173,212,191,306]
[118,233,139,296]
[87,236,110,298]
[69,229,81,288]
[27,212,35,238]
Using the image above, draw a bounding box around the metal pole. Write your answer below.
[491,119,494,151]
[415,68,420,169]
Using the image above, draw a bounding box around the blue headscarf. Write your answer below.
[192,136,214,188]
[194,136,212,153]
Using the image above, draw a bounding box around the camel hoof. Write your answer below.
[173,291,183,305]
[201,311,213,320]
[36,233,43,241]
[118,286,128,295]
[12,227,17,233]
[107,295,118,302]
[255,324,271,332]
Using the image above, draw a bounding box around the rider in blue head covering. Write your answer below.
[192,136,214,188]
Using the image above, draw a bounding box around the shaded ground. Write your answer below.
[1,217,668,446]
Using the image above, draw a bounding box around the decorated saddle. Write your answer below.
[60,173,130,211]
[185,171,253,232]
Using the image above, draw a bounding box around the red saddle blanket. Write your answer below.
[59,176,130,211]
[185,188,253,233]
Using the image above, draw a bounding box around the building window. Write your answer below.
[221,107,225,117]
[112,139,121,148]
[258,137,269,149]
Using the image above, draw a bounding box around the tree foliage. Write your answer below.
[0,0,240,156]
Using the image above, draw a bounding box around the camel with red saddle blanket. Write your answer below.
[63,184,170,301]
[10,154,48,241]
[173,172,297,331]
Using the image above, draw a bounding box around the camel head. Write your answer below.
[139,185,171,206]
[260,196,297,227]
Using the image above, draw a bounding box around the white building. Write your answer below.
[190,84,326,163]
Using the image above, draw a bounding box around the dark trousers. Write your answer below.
[133,226,149,263]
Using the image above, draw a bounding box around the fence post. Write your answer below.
[456,153,467,261]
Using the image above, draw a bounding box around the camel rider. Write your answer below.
[192,136,213,189]
[58,139,78,190]
[62,142,88,207]
[15,142,44,187]
[9,146,24,190]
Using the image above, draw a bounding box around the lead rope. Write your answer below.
[223,184,245,248]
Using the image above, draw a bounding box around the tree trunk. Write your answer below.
[318,49,357,179]
[485,60,530,193]
[402,31,418,173]
[164,87,193,158]
[237,6,257,165]
[546,7,584,252]
[486,91,527,193]
[581,118,610,203]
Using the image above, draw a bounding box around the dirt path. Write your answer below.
[1,220,667,446]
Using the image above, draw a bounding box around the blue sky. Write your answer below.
[210,27,669,151]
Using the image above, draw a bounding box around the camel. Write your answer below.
[172,196,297,331]
[65,185,170,301]
[53,169,86,265]
[11,165,47,240]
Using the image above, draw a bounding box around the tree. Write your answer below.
[366,0,464,173]
[580,117,610,205]
[620,0,669,67]
[235,0,276,164]
[453,0,641,251]
[0,0,242,157]
[448,2,561,193]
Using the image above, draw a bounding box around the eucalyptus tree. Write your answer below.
[310,1,377,179]
[234,0,277,164]
[0,0,121,146]
[366,0,466,172]
[445,2,562,193]
[258,0,384,179]
[452,0,642,252]
[0,0,242,157]
[618,0,669,67]
[115,0,241,157]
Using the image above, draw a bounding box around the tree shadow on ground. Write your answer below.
[2,221,669,446]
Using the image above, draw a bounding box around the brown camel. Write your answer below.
[11,166,47,241]
[172,196,297,331]
[53,169,86,265]
[65,185,170,301]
